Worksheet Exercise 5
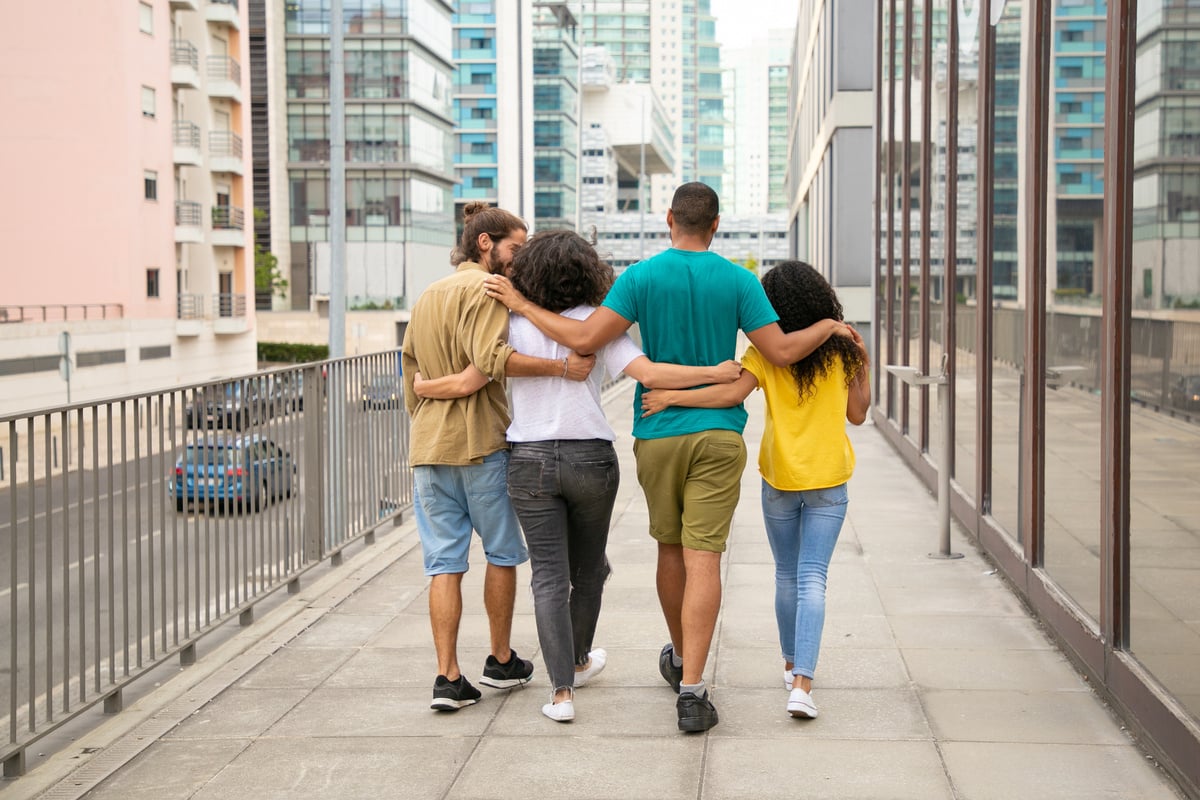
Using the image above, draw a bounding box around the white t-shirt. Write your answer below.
[506,305,643,443]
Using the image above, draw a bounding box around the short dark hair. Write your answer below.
[455,201,527,264]
[670,182,720,233]
[510,230,614,313]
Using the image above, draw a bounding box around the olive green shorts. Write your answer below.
[633,430,747,553]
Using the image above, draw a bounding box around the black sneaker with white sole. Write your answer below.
[479,649,534,689]
[431,674,482,711]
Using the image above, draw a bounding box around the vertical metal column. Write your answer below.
[919,0,934,450]
[976,0,995,517]
[945,0,960,478]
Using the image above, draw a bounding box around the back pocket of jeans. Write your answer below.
[507,458,546,497]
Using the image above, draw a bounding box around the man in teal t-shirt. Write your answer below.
[483,182,848,733]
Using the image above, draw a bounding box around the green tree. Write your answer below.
[253,209,288,298]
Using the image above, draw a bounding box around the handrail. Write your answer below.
[0,305,124,324]
[169,38,198,70]
[211,205,244,230]
[1,355,413,776]
[209,130,243,159]
[175,200,202,227]
[173,120,201,149]
[206,55,241,85]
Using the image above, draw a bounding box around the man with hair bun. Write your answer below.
[483,183,850,732]
[401,202,596,712]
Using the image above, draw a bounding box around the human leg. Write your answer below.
[635,437,688,686]
[508,442,575,693]
[678,547,722,686]
[790,484,848,684]
[761,481,804,679]
[413,466,474,682]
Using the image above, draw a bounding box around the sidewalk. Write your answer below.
[21,382,1184,800]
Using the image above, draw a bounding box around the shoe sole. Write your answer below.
[431,697,478,712]
[787,705,818,719]
[678,715,719,733]
[478,675,532,689]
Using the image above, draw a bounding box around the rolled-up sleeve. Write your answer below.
[462,291,515,381]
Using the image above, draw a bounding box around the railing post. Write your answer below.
[302,364,325,562]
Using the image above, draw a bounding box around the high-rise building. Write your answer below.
[722,28,793,214]
[580,0,727,213]
[0,0,257,413]
[1131,2,1200,310]
[452,1,534,228]
[532,1,583,230]
[277,0,457,311]
[786,0,875,333]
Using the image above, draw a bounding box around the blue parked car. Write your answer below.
[172,434,296,513]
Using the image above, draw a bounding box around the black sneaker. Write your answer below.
[479,649,534,689]
[431,675,482,711]
[677,690,719,733]
[659,642,683,693]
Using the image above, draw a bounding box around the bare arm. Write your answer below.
[412,365,490,400]
[483,275,632,353]
[846,326,871,425]
[746,319,850,368]
[641,370,760,417]
[621,356,742,389]
[506,351,596,381]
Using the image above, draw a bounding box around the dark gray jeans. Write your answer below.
[507,439,619,692]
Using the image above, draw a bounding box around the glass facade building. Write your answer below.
[876,2,1200,794]
[532,1,581,229]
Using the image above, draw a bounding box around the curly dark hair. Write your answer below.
[509,230,614,313]
[762,260,864,400]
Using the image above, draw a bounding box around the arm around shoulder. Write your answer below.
[747,319,846,368]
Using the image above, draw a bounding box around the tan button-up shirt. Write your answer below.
[401,261,516,466]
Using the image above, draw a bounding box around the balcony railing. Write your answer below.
[206,55,242,85]
[214,292,247,318]
[0,304,123,324]
[210,130,243,159]
[211,0,238,7]
[170,38,199,70]
[212,205,245,230]
[175,200,202,227]
[173,120,201,149]
[176,293,204,320]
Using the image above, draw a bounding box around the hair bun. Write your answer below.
[461,201,490,221]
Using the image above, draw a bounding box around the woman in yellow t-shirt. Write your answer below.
[641,261,870,720]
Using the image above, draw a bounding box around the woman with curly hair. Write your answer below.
[414,229,739,723]
[641,260,870,720]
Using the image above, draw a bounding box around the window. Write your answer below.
[141,86,156,117]
[144,170,158,200]
[139,2,153,33]
[146,268,160,298]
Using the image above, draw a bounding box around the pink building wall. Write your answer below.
[0,2,175,320]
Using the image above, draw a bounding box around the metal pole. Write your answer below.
[329,0,346,359]
[639,91,646,261]
[932,367,962,560]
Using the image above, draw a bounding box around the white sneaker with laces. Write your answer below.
[573,648,607,688]
[787,686,818,719]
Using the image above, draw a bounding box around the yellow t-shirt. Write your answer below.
[741,345,856,491]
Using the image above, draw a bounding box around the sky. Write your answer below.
[709,0,798,50]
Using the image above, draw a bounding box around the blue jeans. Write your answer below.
[507,440,619,692]
[761,480,849,681]
[413,450,528,576]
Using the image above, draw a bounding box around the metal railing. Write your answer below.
[210,0,238,8]
[173,120,201,149]
[214,293,246,318]
[211,205,244,230]
[169,38,198,70]
[1,355,412,776]
[175,200,202,227]
[0,305,123,324]
[209,130,243,160]
[176,294,204,320]
[206,55,241,86]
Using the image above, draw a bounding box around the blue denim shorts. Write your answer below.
[413,450,528,576]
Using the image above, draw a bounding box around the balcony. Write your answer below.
[168,0,199,9]
[175,200,203,243]
[173,120,202,166]
[206,56,242,103]
[175,293,204,336]
[213,292,248,334]
[209,130,243,174]
[211,204,245,247]
[204,0,240,30]
[170,39,200,89]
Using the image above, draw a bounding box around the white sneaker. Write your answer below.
[784,670,794,690]
[787,687,818,719]
[542,698,575,722]
[573,648,607,688]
